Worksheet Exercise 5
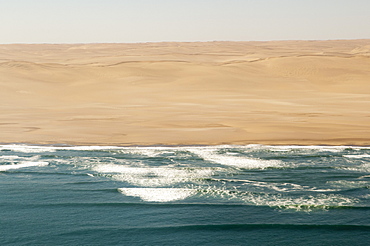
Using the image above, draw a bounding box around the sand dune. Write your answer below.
[1,40,370,146]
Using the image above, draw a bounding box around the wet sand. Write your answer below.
[1,40,370,146]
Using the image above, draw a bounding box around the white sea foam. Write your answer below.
[1,144,369,154]
[124,148,162,157]
[240,144,370,152]
[210,144,352,152]
[361,194,370,199]
[0,145,57,153]
[267,145,347,151]
[92,164,214,186]
[343,163,370,172]
[252,145,370,153]
[240,193,358,211]
[328,180,370,189]
[165,186,354,210]
[0,161,49,171]
[236,179,337,192]
[61,146,123,151]
[0,155,20,160]
[0,144,126,153]
[343,154,370,159]
[187,148,282,169]
[118,188,197,202]
[359,175,370,179]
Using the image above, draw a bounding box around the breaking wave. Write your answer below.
[118,188,197,202]
[1,144,369,211]
[0,161,49,171]
[92,164,215,186]
[187,147,283,169]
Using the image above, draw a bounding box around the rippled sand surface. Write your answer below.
[1,40,370,145]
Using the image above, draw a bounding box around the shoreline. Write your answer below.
[1,141,370,148]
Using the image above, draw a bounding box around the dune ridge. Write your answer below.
[1,40,370,146]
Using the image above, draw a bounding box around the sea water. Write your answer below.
[1,144,369,245]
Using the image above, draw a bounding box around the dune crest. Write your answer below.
[1,40,370,146]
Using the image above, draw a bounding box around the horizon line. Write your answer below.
[1,38,369,45]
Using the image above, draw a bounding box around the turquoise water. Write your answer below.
[1,144,370,245]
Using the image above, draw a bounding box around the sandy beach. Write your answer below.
[0,40,370,146]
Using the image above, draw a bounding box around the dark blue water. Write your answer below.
[1,144,370,245]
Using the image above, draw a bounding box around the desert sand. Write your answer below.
[1,40,370,146]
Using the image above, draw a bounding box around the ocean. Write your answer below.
[1,144,369,245]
